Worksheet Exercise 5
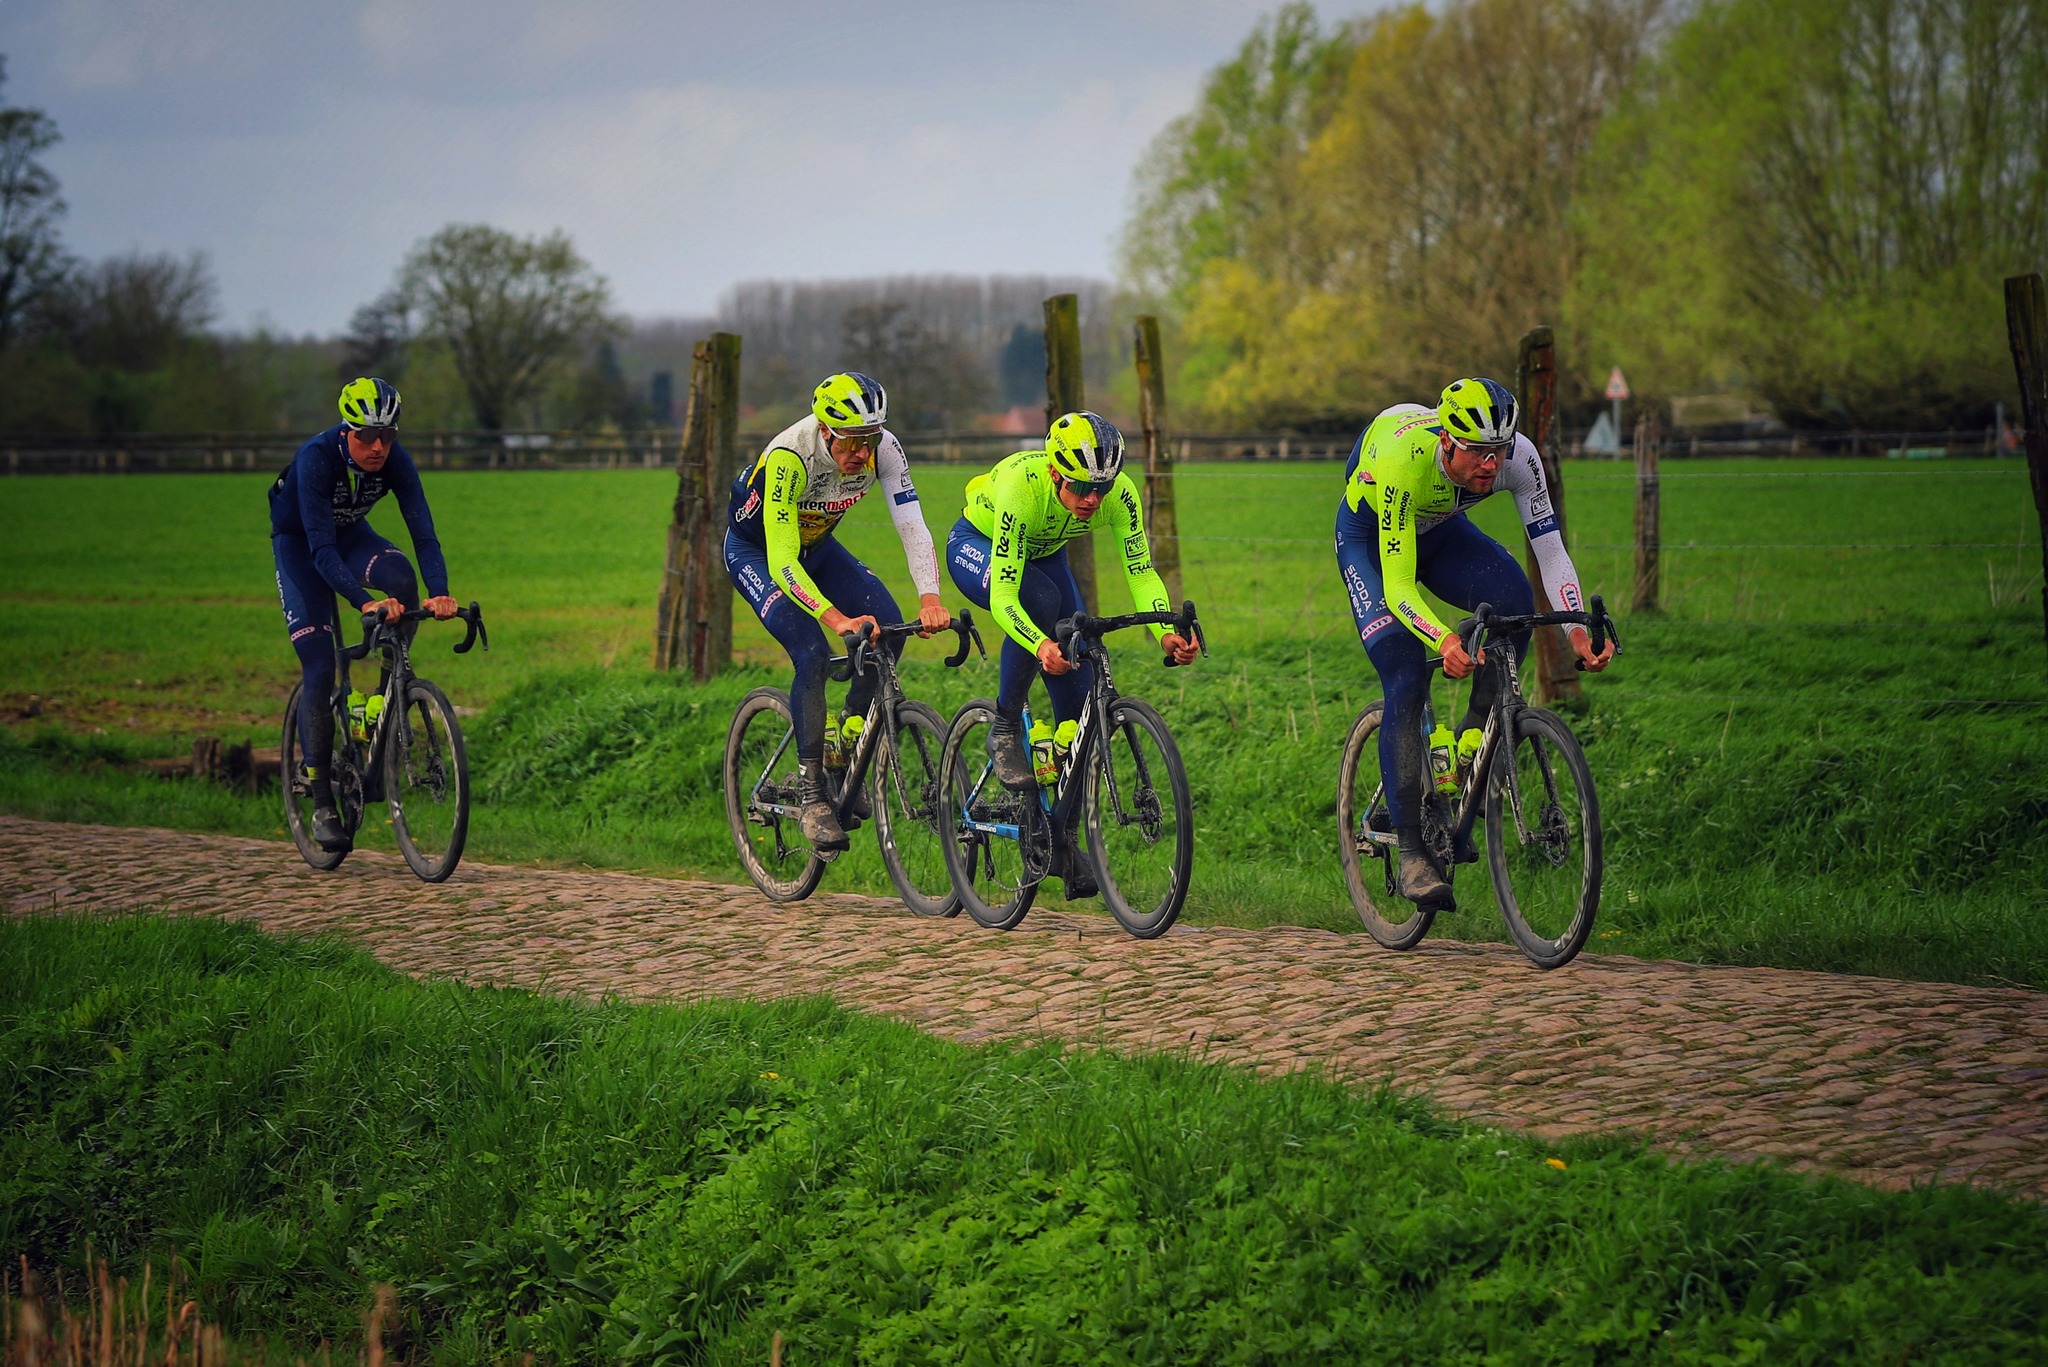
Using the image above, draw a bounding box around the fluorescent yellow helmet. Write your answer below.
[812,372,887,431]
[1437,377,1518,446]
[338,376,401,429]
[1046,411,1124,483]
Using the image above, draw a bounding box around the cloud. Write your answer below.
[8,0,1395,331]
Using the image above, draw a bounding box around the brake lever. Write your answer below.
[454,602,487,654]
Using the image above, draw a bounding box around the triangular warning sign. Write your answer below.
[1605,367,1630,401]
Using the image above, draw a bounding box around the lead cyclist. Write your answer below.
[1336,377,1615,911]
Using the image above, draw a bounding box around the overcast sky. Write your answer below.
[0,0,1385,336]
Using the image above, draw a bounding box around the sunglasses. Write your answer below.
[1061,475,1116,498]
[351,425,397,446]
[1450,437,1512,463]
[829,428,883,452]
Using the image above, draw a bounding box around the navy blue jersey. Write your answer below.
[269,424,448,608]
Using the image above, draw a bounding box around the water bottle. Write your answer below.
[840,711,865,761]
[822,708,843,769]
[1455,727,1482,784]
[1053,719,1078,771]
[363,693,385,735]
[1429,723,1457,795]
[346,688,369,741]
[1030,719,1058,787]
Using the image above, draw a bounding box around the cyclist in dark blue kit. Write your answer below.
[271,377,459,850]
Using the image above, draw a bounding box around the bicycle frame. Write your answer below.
[953,601,1204,849]
[1354,596,1618,862]
[746,615,982,825]
[332,602,487,785]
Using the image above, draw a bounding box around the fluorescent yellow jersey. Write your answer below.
[1340,403,1585,647]
[963,449,1171,652]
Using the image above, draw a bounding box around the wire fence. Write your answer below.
[1,426,2033,475]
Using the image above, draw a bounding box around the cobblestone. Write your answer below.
[4,815,2045,1200]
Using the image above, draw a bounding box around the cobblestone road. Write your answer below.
[5,816,2044,1199]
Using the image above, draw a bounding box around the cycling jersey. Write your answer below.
[268,424,447,609]
[1338,404,1584,648]
[726,415,939,621]
[963,449,1170,652]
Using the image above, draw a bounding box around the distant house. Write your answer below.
[990,404,1041,436]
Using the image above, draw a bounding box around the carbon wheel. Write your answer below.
[385,677,470,882]
[873,699,961,917]
[724,687,826,902]
[1484,707,1601,969]
[1337,700,1434,949]
[281,681,359,872]
[1084,696,1193,939]
[938,698,1042,930]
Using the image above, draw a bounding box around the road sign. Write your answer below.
[1605,367,1630,401]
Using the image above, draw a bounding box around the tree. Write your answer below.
[1575,0,2048,426]
[0,57,70,350]
[839,300,992,427]
[1129,0,1662,427]
[393,224,616,431]
[340,287,413,383]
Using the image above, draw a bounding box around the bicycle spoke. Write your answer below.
[1485,709,1601,968]
[1087,698,1192,938]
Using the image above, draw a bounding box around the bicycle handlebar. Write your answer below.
[346,601,487,661]
[1053,600,1207,668]
[1453,595,1620,672]
[830,611,986,682]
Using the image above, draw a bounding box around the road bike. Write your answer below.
[1338,596,1620,968]
[724,614,984,910]
[940,601,1206,939]
[282,602,487,881]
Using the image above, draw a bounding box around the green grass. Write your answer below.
[6,914,2045,1364]
[2,461,2045,985]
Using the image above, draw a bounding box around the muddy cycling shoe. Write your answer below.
[797,763,850,857]
[987,709,1035,792]
[1059,832,1099,901]
[1396,828,1454,910]
[311,805,350,851]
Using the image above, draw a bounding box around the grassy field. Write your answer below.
[2,458,2044,984]
[7,914,2045,1364]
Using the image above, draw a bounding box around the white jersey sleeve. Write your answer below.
[877,433,941,599]
[1503,435,1587,616]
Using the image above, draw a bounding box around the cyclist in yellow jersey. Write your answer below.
[1336,377,1613,909]
[725,372,951,852]
[947,413,1199,896]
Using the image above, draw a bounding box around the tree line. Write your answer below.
[1123,0,2048,431]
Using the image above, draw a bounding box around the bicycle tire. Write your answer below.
[1083,696,1193,939]
[873,698,961,917]
[1337,700,1435,949]
[385,677,470,882]
[281,682,356,871]
[725,687,827,902]
[938,698,1040,930]
[1484,706,1602,969]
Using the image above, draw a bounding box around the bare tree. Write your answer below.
[0,58,70,349]
[340,287,413,382]
[394,224,616,430]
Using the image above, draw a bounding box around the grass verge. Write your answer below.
[5,914,2047,1364]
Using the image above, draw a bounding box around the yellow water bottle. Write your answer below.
[1429,723,1457,795]
[346,688,369,741]
[822,708,843,769]
[363,693,385,734]
[1030,719,1057,787]
[1053,719,1078,771]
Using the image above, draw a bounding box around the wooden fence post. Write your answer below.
[1633,412,1661,614]
[2003,273,2048,664]
[1132,314,1183,605]
[654,331,740,678]
[1515,326,1583,705]
[1043,293,1098,611]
